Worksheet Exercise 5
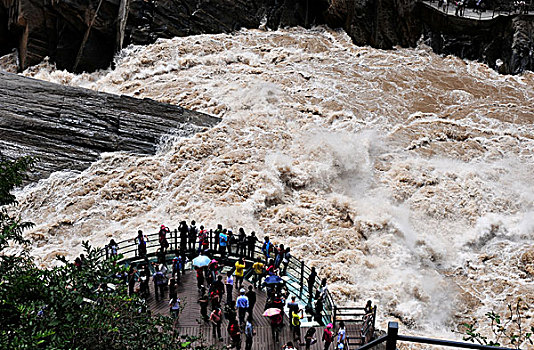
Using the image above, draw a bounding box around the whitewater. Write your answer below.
[4,26,534,339]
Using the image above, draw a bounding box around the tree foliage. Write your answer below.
[456,299,533,349]
[0,157,218,349]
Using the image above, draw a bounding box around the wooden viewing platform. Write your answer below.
[144,267,364,349]
[106,229,377,349]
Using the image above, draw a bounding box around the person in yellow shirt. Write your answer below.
[234,257,246,289]
[252,260,264,289]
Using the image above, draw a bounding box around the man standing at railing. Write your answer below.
[135,230,148,259]
[262,236,272,262]
[219,229,228,258]
[188,220,198,254]
[307,267,317,303]
[246,231,257,259]
[178,221,188,254]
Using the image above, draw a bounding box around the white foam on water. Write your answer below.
[4,26,533,342]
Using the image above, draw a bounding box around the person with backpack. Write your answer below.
[322,323,334,350]
[198,225,209,253]
[153,265,166,301]
[169,296,180,319]
[210,307,223,340]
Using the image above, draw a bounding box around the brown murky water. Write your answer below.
[5,26,534,342]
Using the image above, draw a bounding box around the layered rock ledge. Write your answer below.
[0,71,220,180]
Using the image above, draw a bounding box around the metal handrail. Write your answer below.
[364,322,515,350]
[106,227,343,327]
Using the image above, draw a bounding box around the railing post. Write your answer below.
[333,305,337,327]
[174,229,178,254]
[385,322,398,350]
[372,305,377,333]
[105,245,109,260]
[299,260,304,298]
[209,229,213,252]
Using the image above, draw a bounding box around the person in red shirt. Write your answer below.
[322,323,334,350]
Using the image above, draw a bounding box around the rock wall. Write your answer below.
[0,0,532,74]
[0,71,220,180]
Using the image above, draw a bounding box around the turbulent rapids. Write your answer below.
[6,26,534,337]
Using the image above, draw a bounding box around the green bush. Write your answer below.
[0,156,217,349]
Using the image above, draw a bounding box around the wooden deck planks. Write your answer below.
[145,269,336,349]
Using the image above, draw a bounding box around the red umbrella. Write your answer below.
[262,308,282,317]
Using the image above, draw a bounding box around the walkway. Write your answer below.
[145,266,361,349]
[421,0,532,20]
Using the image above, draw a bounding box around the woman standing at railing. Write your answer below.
[135,230,148,258]
[158,224,170,252]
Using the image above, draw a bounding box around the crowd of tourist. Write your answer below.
[99,221,370,349]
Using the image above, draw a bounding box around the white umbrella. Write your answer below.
[192,255,211,267]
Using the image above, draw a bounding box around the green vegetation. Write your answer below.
[456,299,533,349]
[0,156,215,349]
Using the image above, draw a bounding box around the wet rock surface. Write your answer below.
[0,71,220,180]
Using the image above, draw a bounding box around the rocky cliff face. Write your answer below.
[323,0,420,48]
[419,5,533,74]
[0,0,532,74]
[0,71,220,180]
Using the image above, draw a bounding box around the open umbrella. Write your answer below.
[263,308,282,317]
[192,255,211,267]
[264,275,284,285]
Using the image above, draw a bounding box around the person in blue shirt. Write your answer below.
[219,229,228,257]
[236,288,249,325]
[262,236,272,261]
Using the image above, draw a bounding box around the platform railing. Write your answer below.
[103,228,358,330]
[358,322,514,350]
